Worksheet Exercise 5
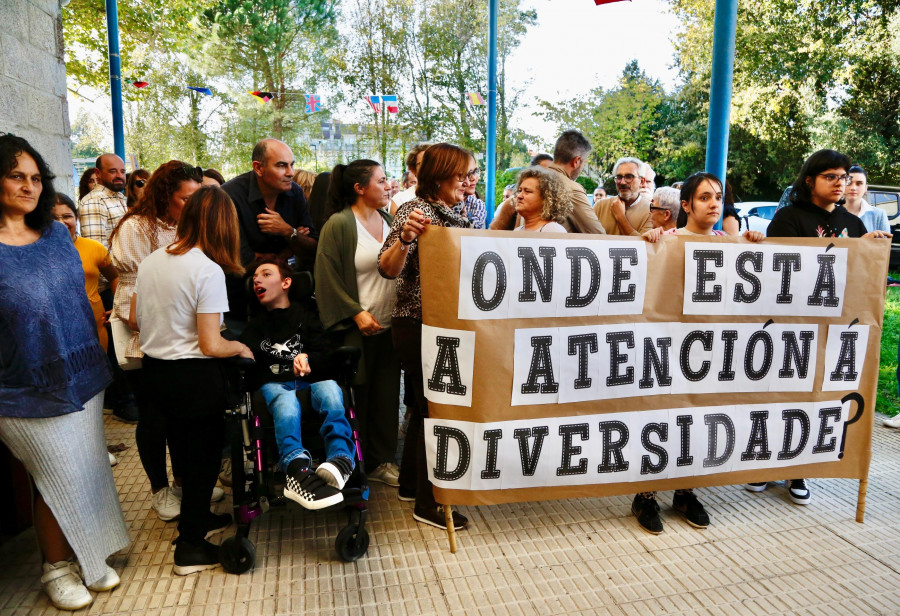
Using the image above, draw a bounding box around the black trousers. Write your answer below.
[142,356,226,543]
[392,317,436,510]
[127,369,183,491]
[354,329,401,472]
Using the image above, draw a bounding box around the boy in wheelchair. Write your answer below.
[239,258,355,510]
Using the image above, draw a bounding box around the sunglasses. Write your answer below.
[180,164,204,182]
[134,179,146,188]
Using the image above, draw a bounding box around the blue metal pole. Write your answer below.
[106,0,125,160]
[705,0,737,230]
[485,0,499,221]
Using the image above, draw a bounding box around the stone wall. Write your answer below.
[0,0,73,196]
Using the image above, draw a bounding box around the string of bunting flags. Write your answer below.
[126,82,488,114]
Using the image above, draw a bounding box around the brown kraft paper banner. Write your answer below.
[419,227,890,507]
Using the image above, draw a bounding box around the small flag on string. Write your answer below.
[187,86,212,96]
[305,94,321,113]
[364,95,382,113]
[381,94,399,114]
[132,81,149,89]
[250,91,275,102]
[467,92,486,105]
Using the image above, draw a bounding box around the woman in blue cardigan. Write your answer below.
[315,160,401,489]
[0,135,128,610]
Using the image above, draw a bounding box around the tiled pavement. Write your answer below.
[2,414,900,615]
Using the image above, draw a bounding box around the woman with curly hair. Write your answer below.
[514,165,572,232]
[109,161,213,522]
[124,168,149,209]
[0,135,128,610]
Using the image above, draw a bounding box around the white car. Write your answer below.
[736,201,779,234]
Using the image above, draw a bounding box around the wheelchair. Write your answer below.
[217,272,370,573]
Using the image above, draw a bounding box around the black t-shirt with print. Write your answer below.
[767,199,867,238]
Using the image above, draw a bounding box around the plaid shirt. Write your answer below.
[78,185,127,249]
[452,194,487,230]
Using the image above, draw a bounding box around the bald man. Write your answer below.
[78,153,127,250]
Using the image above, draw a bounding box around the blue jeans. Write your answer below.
[259,379,355,471]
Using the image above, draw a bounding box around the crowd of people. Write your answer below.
[0,127,893,609]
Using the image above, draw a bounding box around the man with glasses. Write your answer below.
[453,166,486,229]
[490,130,606,234]
[593,157,653,236]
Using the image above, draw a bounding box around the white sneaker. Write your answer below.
[108,452,118,466]
[884,415,900,428]
[151,487,181,521]
[41,561,93,610]
[75,563,120,592]
[170,485,225,503]
[368,462,400,487]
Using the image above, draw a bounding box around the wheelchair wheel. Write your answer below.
[219,535,256,574]
[335,524,369,562]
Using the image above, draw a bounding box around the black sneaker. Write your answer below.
[397,487,415,502]
[204,513,232,540]
[316,456,354,491]
[413,506,468,530]
[284,468,344,510]
[173,539,220,576]
[631,494,663,534]
[672,490,710,529]
[788,479,811,505]
[112,403,139,425]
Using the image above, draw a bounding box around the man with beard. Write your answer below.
[78,153,127,250]
[593,157,653,236]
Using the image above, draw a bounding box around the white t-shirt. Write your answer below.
[355,217,397,328]
[135,247,230,360]
[514,221,567,233]
[391,186,417,210]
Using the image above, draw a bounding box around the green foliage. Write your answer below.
[575,176,597,194]
[878,284,900,416]
[494,169,520,205]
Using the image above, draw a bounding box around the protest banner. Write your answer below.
[418,228,889,541]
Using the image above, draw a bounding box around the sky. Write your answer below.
[508,0,683,148]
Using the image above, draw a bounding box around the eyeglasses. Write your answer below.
[649,206,667,211]
[615,174,637,183]
[134,179,146,188]
[467,168,480,179]
[817,173,852,185]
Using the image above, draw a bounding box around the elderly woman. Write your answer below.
[315,159,401,487]
[514,166,571,232]
[648,186,680,232]
[0,135,128,610]
[110,161,207,522]
[378,143,473,531]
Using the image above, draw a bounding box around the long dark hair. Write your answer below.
[0,134,56,230]
[677,171,722,227]
[788,149,850,207]
[324,159,381,221]
[307,171,330,233]
[78,167,97,200]
[110,160,201,247]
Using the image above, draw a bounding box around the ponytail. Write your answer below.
[323,159,382,223]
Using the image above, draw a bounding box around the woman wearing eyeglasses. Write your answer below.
[378,143,473,531]
[109,161,207,522]
[125,169,150,209]
[767,149,891,240]
[746,149,890,506]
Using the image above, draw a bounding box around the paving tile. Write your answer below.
[4,415,900,614]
